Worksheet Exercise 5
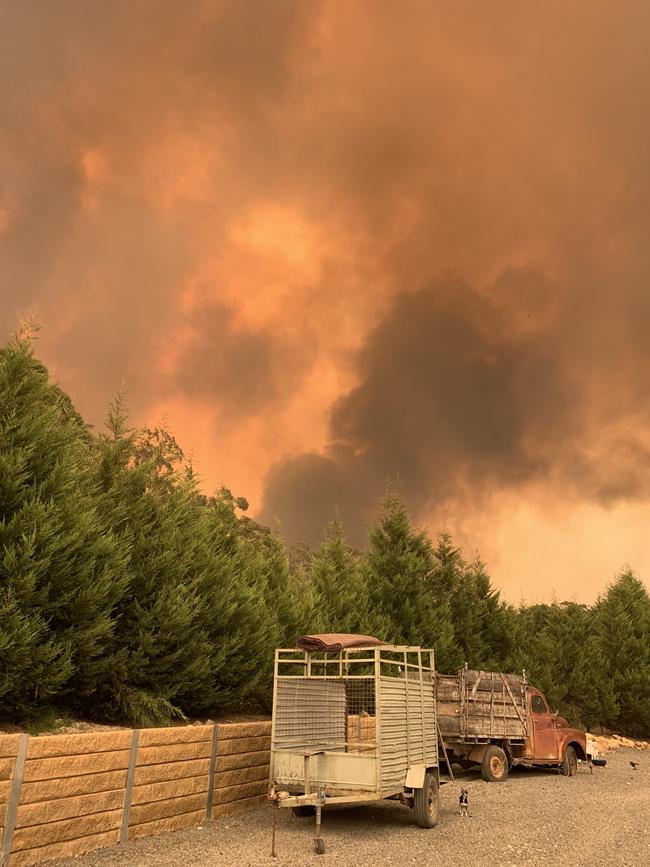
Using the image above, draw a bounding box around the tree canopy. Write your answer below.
[1,335,648,736]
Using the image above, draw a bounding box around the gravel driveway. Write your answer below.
[55,747,648,867]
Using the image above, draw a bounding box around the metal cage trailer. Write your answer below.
[269,643,443,852]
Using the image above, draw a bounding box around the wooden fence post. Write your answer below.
[120,730,140,845]
[0,734,29,867]
[205,724,220,819]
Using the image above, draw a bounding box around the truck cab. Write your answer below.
[512,687,587,775]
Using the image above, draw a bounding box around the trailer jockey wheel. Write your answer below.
[481,745,509,782]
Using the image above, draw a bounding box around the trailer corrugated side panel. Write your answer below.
[379,677,437,794]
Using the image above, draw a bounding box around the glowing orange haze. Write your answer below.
[2,1,650,602]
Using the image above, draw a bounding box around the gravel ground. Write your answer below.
[55,747,648,867]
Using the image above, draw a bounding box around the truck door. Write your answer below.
[530,693,558,760]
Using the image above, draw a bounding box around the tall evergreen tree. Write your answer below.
[189,490,278,712]
[510,604,561,705]
[427,537,517,672]
[309,519,369,634]
[364,495,457,669]
[568,625,617,731]
[511,600,619,729]
[593,570,650,736]
[92,411,213,725]
[0,336,128,718]
[429,534,477,670]
[246,527,317,648]
[465,558,519,671]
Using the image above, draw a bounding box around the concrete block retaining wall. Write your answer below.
[0,722,271,867]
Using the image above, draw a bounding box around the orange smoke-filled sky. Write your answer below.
[2,1,650,602]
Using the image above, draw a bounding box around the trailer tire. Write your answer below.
[561,745,578,777]
[292,805,316,817]
[413,773,439,828]
[481,745,508,782]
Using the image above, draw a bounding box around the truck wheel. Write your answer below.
[481,745,508,782]
[292,805,316,817]
[413,773,439,828]
[561,745,578,777]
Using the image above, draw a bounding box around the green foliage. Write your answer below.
[364,495,457,668]
[0,337,127,718]
[428,535,518,673]
[592,571,650,736]
[191,493,278,712]
[92,410,280,725]
[308,519,369,634]
[22,708,75,737]
[1,336,649,737]
[512,597,625,732]
[92,412,213,725]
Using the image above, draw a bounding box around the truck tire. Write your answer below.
[481,745,508,782]
[413,772,439,828]
[292,805,316,817]
[561,745,578,777]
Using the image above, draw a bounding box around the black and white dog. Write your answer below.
[459,788,469,817]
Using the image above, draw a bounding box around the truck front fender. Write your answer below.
[563,739,588,761]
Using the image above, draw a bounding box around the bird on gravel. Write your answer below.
[629,761,639,770]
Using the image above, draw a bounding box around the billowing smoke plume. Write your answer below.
[2,2,650,593]
[260,265,650,545]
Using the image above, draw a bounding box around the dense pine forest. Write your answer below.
[1,335,649,737]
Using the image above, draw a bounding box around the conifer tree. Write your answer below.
[465,558,518,671]
[0,336,128,718]
[309,519,369,634]
[364,495,457,669]
[429,535,478,670]
[510,600,617,729]
[593,570,650,736]
[247,528,317,648]
[92,411,213,725]
[427,537,516,672]
[511,603,563,706]
[188,491,278,712]
[568,625,617,731]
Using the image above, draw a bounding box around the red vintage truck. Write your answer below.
[436,668,588,781]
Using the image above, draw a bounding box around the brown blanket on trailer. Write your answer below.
[296,633,384,652]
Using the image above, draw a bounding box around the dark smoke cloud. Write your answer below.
[172,303,276,416]
[260,261,650,546]
[0,0,319,419]
[253,1,650,549]
[2,2,650,591]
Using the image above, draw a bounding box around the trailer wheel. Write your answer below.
[413,773,439,828]
[561,745,578,777]
[292,805,316,817]
[481,745,508,782]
